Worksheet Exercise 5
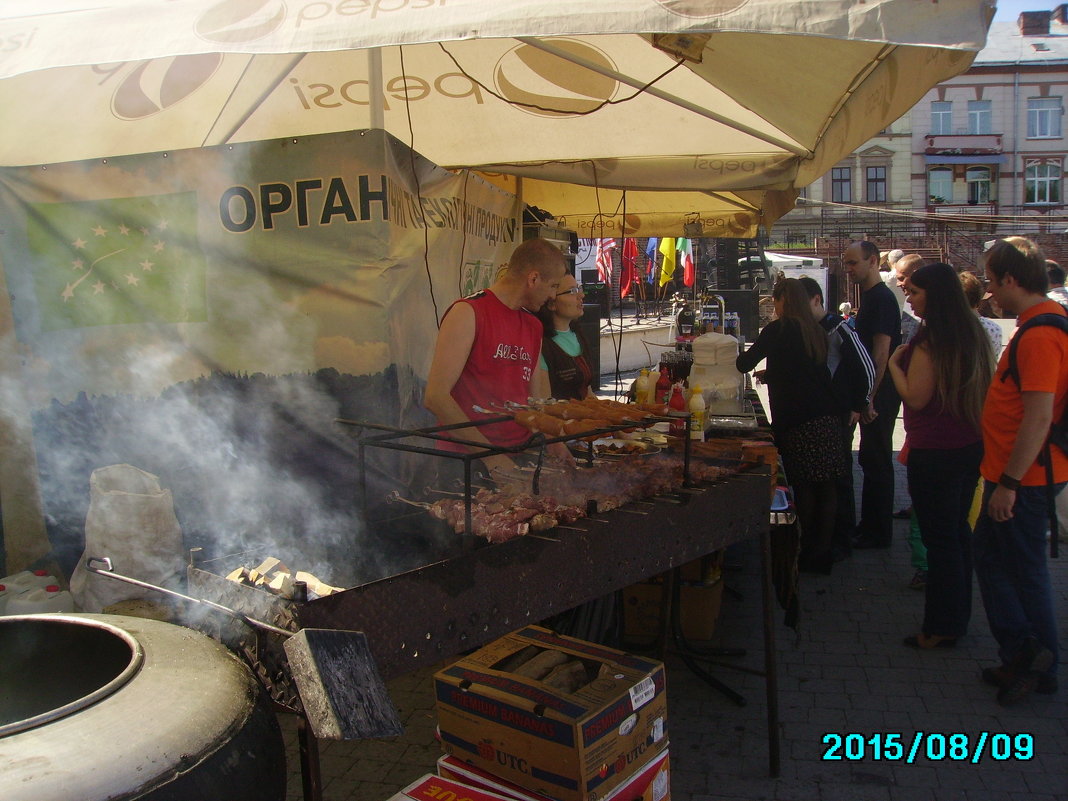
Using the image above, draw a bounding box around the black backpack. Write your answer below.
[999,312,1068,556]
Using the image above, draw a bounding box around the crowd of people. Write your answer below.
[423,234,1066,707]
[739,237,1066,707]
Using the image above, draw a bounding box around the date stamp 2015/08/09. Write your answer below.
[821,732,1034,764]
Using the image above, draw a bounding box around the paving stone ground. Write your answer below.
[281,397,1068,801]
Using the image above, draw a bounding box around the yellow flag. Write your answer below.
[658,237,677,287]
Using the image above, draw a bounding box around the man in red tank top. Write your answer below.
[425,238,568,472]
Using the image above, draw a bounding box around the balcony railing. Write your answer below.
[928,203,997,216]
[925,133,1003,151]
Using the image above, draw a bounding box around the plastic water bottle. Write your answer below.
[5,584,75,615]
[0,569,57,595]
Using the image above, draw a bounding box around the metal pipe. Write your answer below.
[85,557,293,638]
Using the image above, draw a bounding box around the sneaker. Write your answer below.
[982,665,1057,695]
[892,506,912,520]
[997,637,1056,705]
[908,569,927,590]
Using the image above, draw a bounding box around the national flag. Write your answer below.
[595,237,616,283]
[678,237,696,287]
[644,237,658,282]
[658,237,677,287]
[620,238,638,298]
[25,192,206,332]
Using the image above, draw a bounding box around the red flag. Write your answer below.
[620,238,638,297]
[679,237,696,287]
[595,238,616,283]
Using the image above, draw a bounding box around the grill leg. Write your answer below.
[297,715,323,801]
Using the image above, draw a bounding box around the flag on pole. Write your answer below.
[595,238,616,283]
[644,237,658,282]
[678,237,696,287]
[620,238,638,298]
[658,237,677,287]
[25,192,206,331]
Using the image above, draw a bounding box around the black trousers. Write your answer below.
[832,415,857,553]
[908,442,982,637]
[856,399,900,545]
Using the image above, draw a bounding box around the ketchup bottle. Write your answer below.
[655,366,672,405]
[669,382,687,435]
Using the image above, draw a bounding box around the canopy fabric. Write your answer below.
[0,0,993,235]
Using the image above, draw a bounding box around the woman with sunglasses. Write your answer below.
[535,274,595,400]
[887,262,995,650]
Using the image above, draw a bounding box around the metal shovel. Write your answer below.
[84,556,402,741]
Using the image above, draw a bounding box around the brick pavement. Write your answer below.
[281,407,1068,801]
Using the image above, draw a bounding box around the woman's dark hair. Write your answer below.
[535,300,558,337]
[909,262,994,428]
[772,278,827,363]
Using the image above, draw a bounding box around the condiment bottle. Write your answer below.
[669,382,687,435]
[688,385,706,441]
[634,368,651,405]
[655,366,672,405]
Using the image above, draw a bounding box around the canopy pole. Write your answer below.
[202,53,306,147]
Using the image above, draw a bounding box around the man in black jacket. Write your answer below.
[801,277,876,559]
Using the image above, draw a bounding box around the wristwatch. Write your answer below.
[997,473,1021,491]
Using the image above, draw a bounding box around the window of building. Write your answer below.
[966,166,992,204]
[1024,160,1062,204]
[968,100,992,135]
[1027,97,1062,139]
[931,101,952,135]
[866,165,887,202]
[927,167,952,203]
[831,167,851,202]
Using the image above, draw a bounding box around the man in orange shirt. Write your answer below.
[974,237,1068,705]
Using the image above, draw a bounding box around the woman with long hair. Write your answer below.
[888,262,995,649]
[737,278,845,573]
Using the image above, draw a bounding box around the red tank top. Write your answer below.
[446,289,541,447]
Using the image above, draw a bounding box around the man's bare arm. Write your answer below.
[987,391,1055,522]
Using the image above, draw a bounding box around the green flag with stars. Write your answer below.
[26,192,206,331]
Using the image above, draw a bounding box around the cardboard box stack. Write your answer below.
[434,626,669,801]
[622,554,725,643]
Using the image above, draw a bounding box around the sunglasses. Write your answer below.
[556,286,584,296]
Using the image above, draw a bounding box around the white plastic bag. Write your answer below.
[69,465,184,612]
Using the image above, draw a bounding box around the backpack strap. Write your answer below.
[1000,313,1068,389]
[999,312,1068,559]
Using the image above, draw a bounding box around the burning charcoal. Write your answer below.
[511,648,568,680]
[541,659,589,694]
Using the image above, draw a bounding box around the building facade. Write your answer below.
[776,7,1068,244]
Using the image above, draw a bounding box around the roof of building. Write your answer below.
[977,11,1068,64]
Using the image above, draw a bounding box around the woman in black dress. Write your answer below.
[737,278,846,573]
